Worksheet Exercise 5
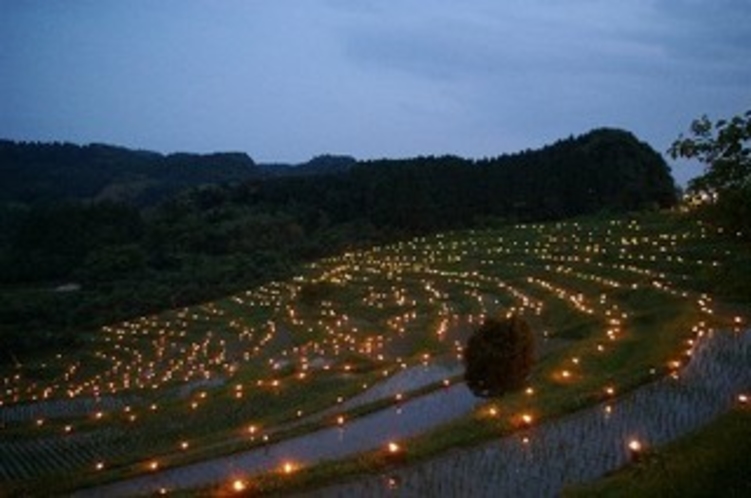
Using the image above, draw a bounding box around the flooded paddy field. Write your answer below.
[1,213,749,495]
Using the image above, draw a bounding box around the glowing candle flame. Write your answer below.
[628,439,642,452]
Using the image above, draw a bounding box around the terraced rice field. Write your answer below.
[0,212,748,495]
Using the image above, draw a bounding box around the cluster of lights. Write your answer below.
[1,215,746,489]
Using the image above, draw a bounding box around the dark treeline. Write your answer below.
[0,128,677,364]
[252,128,676,230]
[0,140,261,206]
[0,139,359,207]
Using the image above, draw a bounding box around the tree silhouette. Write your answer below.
[464,314,535,397]
[669,110,751,194]
[669,110,751,239]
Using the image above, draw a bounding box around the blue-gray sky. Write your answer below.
[1,1,749,185]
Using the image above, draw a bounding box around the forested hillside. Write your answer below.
[246,128,676,230]
[0,128,677,363]
[0,140,260,206]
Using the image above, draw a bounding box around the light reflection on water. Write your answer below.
[76,329,750,497]
[74,380,481,497]
[303,329,751,497]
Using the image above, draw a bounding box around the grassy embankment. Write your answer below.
[564,406,751,497]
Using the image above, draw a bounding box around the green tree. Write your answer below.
[79,244,147,282]
[670,110,751,237]
[463,314,536,397]
[669,110,751,193]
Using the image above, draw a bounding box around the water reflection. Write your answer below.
[75,328,750,497]
[74,381,481,497]
[304,329,751,497]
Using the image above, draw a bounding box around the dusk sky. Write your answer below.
[1,1,749,185]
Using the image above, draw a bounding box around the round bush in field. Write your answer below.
[464,314,535,397]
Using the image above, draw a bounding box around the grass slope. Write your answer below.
[564,407,751,497]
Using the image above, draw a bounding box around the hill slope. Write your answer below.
[0,141,261,206]
[0,128,675,214]
[0,128,678,363]
[199,128,678,232]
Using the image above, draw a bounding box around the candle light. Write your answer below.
[627,439,645,461]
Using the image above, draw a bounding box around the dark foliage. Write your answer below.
[464,315,536,397]
[0,128,676,216]
[298,281,342,306]
[1,202,145,282]
[244,129,676,231]
[0,140,260,206]
[669,110,751,239]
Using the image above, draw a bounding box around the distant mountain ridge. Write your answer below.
[0,140,263,206]
[258,154,357,178]
[0,129,675,214]
[232,128,678,229]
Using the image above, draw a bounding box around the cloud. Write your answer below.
[641,0,750,82]
[339,2,650,78]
